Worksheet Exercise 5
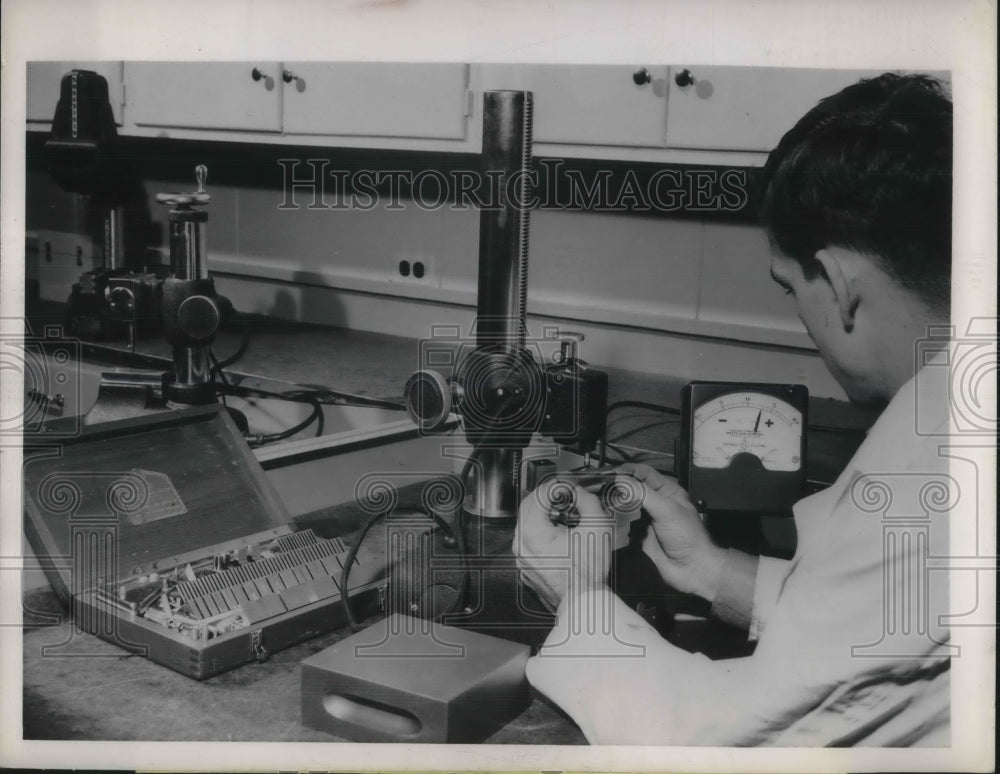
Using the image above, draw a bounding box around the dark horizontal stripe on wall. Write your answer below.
[26,132,759,222]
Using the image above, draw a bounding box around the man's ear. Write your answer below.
[814,247,860,332]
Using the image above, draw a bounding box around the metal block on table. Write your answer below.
[301,613,531,743]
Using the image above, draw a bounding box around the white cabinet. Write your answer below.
[124,62,283,132]
[281,62,470,140]
[118,62,471,149]
[28,62,936,163]
[26,61,124,126]
[664,66,888,152]
[477,64,669,148]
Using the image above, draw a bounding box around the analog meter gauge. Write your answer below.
[676,382,808,514]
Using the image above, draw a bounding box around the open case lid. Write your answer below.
[23,405,293,597]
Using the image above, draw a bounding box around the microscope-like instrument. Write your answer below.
[403,91,609,520]
[45,69,162,345]
[156,165,231,405]
[78,164,234,425]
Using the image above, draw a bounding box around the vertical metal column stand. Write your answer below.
[467,90,534,520]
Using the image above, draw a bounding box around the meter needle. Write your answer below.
[753,410,762,433]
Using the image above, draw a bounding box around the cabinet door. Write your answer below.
[664,66,890,152]
[124,62,283,132]
[478,64,670,148]
[27,61,124,125]
[281,62,469,140]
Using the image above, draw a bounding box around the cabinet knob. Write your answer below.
[674,68,695,87]
[632,67,652,86]
[283,69,306,92]
[251,67,275,90]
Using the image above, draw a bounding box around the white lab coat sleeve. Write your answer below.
[524,586,804,746]
[748,555,790,641]
[525,362,953,747]
[706,550,790,639]
[708,549,758,632]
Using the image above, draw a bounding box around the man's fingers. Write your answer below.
[640,483,697,527]
[641,528,671,575]
[519,479,569,532]
[515,480,575,560]
[571,486,615,526]
[518,569,559,613]
[532,477,579,512]
[644,473,696,508]
[616,462,667,491]
[608,474,648,516]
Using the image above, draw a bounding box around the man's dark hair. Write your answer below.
[757,72,952,310]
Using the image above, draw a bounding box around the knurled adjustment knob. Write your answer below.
[177,295,220,341]
[156,164,211,208]
[404,370,454,431]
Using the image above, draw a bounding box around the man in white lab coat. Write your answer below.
[514,73,955,746]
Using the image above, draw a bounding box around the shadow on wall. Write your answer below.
[297,272,348,328]
[250,275,349,330]
[268,287,302,321]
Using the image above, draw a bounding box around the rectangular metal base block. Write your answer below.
[301,614,531,742]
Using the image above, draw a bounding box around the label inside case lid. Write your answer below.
[122,468,188,525]
[23,405,293,591]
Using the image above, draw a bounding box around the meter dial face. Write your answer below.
[691,391,803,471]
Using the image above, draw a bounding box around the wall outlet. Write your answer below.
[392,254,435,283]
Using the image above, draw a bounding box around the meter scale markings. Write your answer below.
[692,392,802,472]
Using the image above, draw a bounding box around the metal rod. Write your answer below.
[467,448,519,518]
[476,90,533,349]
[468,90,534,520]
[104,207,122,270]
[171,345,211,387]
[169,217,209,280]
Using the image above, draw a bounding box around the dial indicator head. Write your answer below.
[691,391,803,471]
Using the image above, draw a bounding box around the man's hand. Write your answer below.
[617,463,728,604]
[513,480,615,612]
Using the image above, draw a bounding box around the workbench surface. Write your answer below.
[22,588,586,743]
[21,307,874,744]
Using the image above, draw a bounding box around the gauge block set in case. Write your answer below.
[676,381,809,515]
[22,405,386,679]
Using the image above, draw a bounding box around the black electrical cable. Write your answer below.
[208,349,229,407]
[808,423,869,436]
[604,442,676,476]
[250,401,323,444]
[341,445,481,631]
[207,316,404,413]
[607,416,679,445]
[340,399,520,631]
[340,507,469,631]
[216,379,402,414]
[284,385,407,412]
[211,316,250,374]
[283,387,406,412]
[216,383,325,443]
[211,375,405,446]
[603,441,636,463]
[341,457,481,632]
[606,399,680,416]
